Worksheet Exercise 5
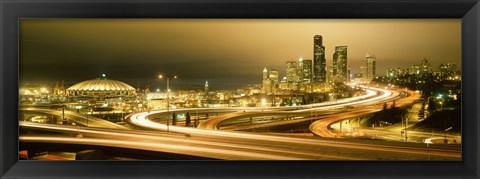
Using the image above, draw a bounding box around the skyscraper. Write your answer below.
[313,35,326,83]
[327,65,334,83]
[262,67,279,94]
[297,57,304,83]
[262,67,271,94]
[285,61,298,83]
[269,69,279,94]
[419,57,432,74]
[366,53,376,82]
[333,46,348,82]
[409,65,420,75]
[286,61,300,91]
[269,69,279,84]
[360,66,367,83]
[439,63,456,75]
[301,59,313,84]
[263,67,269,80]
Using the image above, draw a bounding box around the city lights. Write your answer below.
[18,19,461,161]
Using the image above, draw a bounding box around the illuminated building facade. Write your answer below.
[301,59,313,84]
[333,46,348,82]
[439,63,460,81]
[313,35,326,83]
[286,61,298,83]
[262,67,271,94]
[269,69,279,84]
[409,65,420,75]
[366,54,376,82]
[386,68,408,78]
[420,57,433,74]
[53,81,66,96]
[262,67,279,94]
[440,63,457,75]
[297,57,304,83]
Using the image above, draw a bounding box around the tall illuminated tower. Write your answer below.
[297,57,304,82]
[269,69,279,84]
[313,35,326,83]
[333,46,348,82]
[366,53,376,82]
[268,69,279,94]
[302,59,313,84]
[262,67,271,94]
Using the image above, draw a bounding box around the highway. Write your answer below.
[130,85,399,132]
[196,85,386,130]
[20,121,461,160]
[309,86,420,138]
[20,107,129,130]
[20,85,461,160]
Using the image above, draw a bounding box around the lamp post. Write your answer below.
[444,118,452,144]
[61,105,65,124]
[159,74,177,112]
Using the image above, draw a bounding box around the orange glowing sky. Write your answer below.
[20,19,460,88]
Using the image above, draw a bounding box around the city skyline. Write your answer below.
[20,19,461,89]
[18,19,463,161]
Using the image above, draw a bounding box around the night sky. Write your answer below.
[20,19,461,90]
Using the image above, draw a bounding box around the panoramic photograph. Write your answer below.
[19,19,461,160]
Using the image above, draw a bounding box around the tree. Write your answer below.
[418,101,426,119]
[185,112,191,126]
[172,112,177,125]
[428,98,437,112]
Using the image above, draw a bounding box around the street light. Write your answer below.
[444,119,452,144]
[159,74,177,112]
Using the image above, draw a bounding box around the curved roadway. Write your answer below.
[21,107,128,130]
[309,87,421,138]
[20,121,460,160]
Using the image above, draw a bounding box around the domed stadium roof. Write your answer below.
[67,78,135,92]
[66,78,136,98]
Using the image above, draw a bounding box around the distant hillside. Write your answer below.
[410,108,461,133]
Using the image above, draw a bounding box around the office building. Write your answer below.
[313,35,326,83]
[420,57,433,74]
[301,59,313,84]
[333,46,348,82]
[366,53,376,82]
[286,61,298,83]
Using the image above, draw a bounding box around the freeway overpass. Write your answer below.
[130,85,399,131]
[20,122,460,160]
[20,85,460,160]
[20,107,129,130]
[309,86,421,138]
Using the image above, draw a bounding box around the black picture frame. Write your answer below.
[1,0,479,178]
